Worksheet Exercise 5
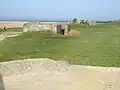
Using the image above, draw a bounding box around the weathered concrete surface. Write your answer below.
[23,22,57,33]
[0,73,5,90]
[0,58,120,90]
[23,22,70,35]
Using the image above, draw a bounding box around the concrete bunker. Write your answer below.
[56,24,71,35]
[23,22,71,35]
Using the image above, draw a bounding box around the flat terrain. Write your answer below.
[0,21,120,67]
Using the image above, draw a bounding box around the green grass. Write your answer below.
[6,27,23,32]
[0,27,22,32]
[0,22,120,67]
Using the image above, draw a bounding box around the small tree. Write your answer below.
[72,18,77,23]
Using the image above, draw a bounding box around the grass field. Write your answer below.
[0,27,22,32]
[0,22,120,67]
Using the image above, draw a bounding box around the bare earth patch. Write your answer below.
[69,30,80,36]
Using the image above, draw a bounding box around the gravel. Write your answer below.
[0,58,70,76]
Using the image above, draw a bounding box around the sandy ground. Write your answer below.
[0,21,28,28]
[0,21,69,28]
[0,58,120,90]
[69,30,80,36]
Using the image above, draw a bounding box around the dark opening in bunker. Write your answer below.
[60,29,65,35]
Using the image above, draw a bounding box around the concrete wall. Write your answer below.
[23,22,70,35]
[0,73,5,90]
[23,22,57,34]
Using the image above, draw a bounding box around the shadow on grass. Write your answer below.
[44,35,79,39]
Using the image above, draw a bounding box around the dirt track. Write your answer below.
[0,32,22,41]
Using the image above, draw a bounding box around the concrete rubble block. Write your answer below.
[23,22,57,34]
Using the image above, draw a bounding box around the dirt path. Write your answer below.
[0,32,22,41]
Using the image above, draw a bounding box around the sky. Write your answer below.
[0,0,120,21]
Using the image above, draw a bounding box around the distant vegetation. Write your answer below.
[96,21,112,23]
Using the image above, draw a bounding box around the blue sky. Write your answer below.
[0,0,119,21]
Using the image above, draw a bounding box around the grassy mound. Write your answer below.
[0,23,120,67]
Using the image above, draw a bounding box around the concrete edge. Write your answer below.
[0,58,120,72]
